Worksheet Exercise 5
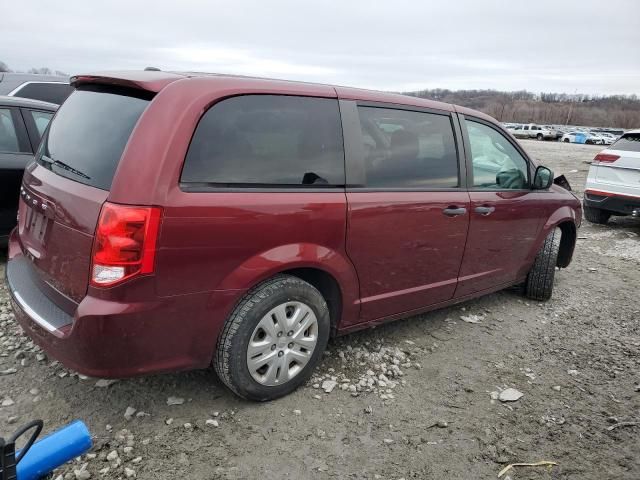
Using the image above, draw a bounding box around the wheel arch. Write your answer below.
[283,267,343,336]
[540,206,579,265]
[521,206,579,276]
[215,243,360,334]
[556,220,577,268]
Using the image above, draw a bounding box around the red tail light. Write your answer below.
[91,202,162,286]
[594,153,620,163]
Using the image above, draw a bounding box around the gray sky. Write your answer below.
[4,0,639,95]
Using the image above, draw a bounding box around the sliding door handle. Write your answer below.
[442,206,467,217]
[474,206,495,216]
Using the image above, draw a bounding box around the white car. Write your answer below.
[561,131,589,143]
[586,132,607,145]
[598,132,618,145]
[583,129,640,224]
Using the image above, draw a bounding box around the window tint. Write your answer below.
[0,108,20,153]
[182,95,344,186]
[466,120,529,189]
[611,133,640,152]
[37,86,150,190]
[14,82,73,105]
[356,107,458,188]
[28,110,54,138]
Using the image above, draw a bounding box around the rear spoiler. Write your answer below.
[70,71,185,93]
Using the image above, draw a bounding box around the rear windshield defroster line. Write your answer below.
[36,85,152,190]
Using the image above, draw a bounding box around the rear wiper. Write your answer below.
[40,155,91,180]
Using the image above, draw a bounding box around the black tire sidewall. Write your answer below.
[222,279,330,401]
[525,228,561,301]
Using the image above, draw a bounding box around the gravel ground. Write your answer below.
[1,140,639,480]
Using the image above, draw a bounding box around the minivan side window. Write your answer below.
[466,120,529,190]
[181,95,344,187]
[28,110,54,138]
[0,108,20,153]
[355,106,459,188]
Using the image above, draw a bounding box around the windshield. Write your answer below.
[37,85,151,190]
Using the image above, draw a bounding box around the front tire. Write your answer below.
[214,275,330,401]
[583,202,611,224]
[536,133,544,141]
[563,138,570,143]
[525,228,561,301]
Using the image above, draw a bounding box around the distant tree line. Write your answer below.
[404,88,640,129]
[0,60,67,77]
[2,58,637,128]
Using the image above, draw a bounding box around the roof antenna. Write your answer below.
[144,66,161,71]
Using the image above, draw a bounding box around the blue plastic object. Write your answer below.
[16,421,92,480]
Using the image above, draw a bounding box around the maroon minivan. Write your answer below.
[6,71,581,400]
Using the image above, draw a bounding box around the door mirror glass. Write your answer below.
[533,165,553,189]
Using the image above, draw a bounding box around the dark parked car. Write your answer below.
[6,71,581,401]
[0,73,72,105]
[0,95,57,242]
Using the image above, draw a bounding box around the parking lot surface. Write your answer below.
[1,140,638,479]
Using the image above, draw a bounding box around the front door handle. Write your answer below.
[442,206,467,217]
[474,206,495,216]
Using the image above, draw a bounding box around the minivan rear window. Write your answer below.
[37,86,150,190]
[611,133,640,152]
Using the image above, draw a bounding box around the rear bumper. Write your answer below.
[6,230,241,378]
[584,190,640,216]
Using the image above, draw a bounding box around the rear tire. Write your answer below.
[583,203,611,224]
[563,138,570,143]
[214,274,330,401]
[536,133,544,141]
[525,228,561,301]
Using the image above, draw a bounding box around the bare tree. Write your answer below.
[28,67,53,75]
[405,88,640,128]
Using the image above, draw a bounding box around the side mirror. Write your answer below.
[533,166,553,190]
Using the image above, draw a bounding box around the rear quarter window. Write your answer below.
[13,82,73,105]
[611,133,640,152]
[181,95,345,187]
[37,86,150,190]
